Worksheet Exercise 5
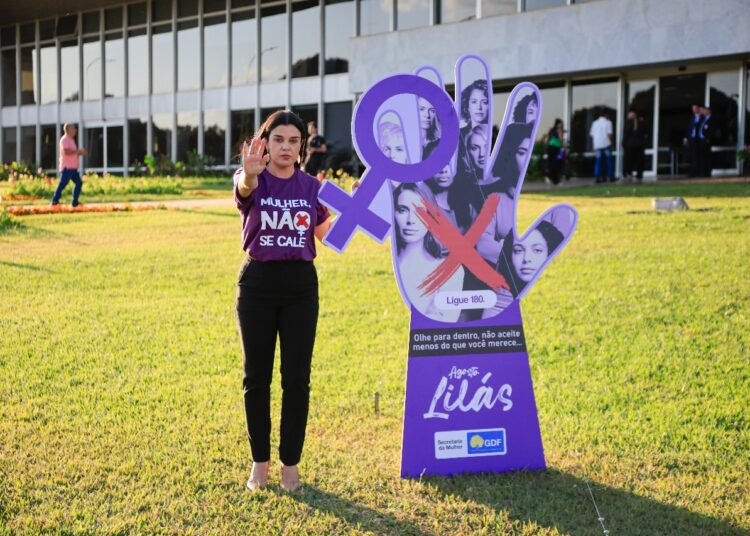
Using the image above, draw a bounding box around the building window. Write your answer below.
[105,34,125,98]
[40,42,58,104]
[536,84,566,140]
[20,46,35,105]
[176,111,199,161]
[39,19,56,41]
[152,113,173,158]
[152,25,174,94]
[204,15,228,88]
[203,110,227,165]
[2,127,17,162]
[325,0,353,74]
[60,40,80,102]
[397,0,430,30]
[231,10,257,86]
[1,49,16,106]
[20,126,36,165]
[41,125,57,170]
[570,78,618,175]
[708,70,740,169]
[128,118,148,165]
[108,126,124,167]
[292,104,318,129]
[105,7,123,31]
[482,0,517,17]
[292,1,320,78]
[324,101,354,169]
[626,80,655,173]
[83,11,100,34]
[178,0,199,18]
[83,37,102,101]
[85,127,104,168]
[1,26,16,47]
[260,3,287,82]
[525,0,567,11]
[128,2,148,26]
[204,0,227,14]
[177,20,200,91]
[361,0,391,34]
[231,109,255,164]
[441,0,476,23]
[152,0,173,23]
[128,29,148,96]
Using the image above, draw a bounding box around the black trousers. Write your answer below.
[235,257,319,466]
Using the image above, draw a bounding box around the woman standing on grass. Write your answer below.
[234,110,332,492]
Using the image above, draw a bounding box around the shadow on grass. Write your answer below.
[174,208,237,218]
[424,468,744,535]
[289,485,430,536]
[529,181,750,199]
[0,260,52,272]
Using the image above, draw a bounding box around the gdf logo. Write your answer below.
[293,211,311,235]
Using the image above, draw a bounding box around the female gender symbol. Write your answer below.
[319,74,460,253]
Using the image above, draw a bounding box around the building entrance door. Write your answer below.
[83,123,124,174]
[658,73,706,176]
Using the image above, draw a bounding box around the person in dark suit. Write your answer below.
[683,104,703,177]
[698,106,713,177]
[623,111,647,181]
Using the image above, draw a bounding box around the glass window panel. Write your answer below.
[40,43,58,104]
[525,0,567,10]
[83,37,102,100]
[625,80,655,173]
[20,24,35,44]
[204,16,228,88]
[398,0,430,30]
[2,49,17,106]
[83,11,100,34]
[570,79,618,176]
[292,1,319,78]
[56,16,78,38]
[128,29,148,95]
[20,126,36,165]
[442,0,475,23]
[708,71,740,147]
[60,40,79,102]
[152,113,173,157]
[492,88,512,144]
[41,125,57,169]
[231,11,257,86]
[745,64,750,149]
[292,104,317,127]
[105,35,124,98]
[230,109,255,164]
[3,127,17,163]
[85,127,104,168]
[20,46,35,105]
[360,0,391,35]
[107,126,124,167]
[260,4,287,82]
[232,0,254,8]
[40,19,56,40]
[482,0,517,17]
[128,118,148,166]
[203,110,227,165]
[177,21,200,91]
[176,111,199,161]
[129,3,148,26]
[152,0,173,23]
[105,7,123,30]
[178,0,199,18]
[1,26,15,47]
[204,0,227,14]
[152,25,174,94]
[324,101,354,169]
[325,0,352,75]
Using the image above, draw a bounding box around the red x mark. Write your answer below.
[415,193,509,296]
[296,213,310,228]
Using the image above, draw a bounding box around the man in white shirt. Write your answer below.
[589,111,614,183]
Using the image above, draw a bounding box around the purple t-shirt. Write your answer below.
[234,167,330,261]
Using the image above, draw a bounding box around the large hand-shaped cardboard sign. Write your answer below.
[320,55,578,477]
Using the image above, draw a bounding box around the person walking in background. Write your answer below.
[303,121,327,177]
[51,123,88,207]
[544,119,565,185]
[698,106,713,177]
[589,111,614,183]
[684,104,703,177]
[622,111,647,181]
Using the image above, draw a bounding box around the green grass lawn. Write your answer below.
[1,184,748,534]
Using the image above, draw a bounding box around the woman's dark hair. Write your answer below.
[255,109,307,165]
[497,220,565,297]
[491,122,533,197]
[393,182,442,259]
[512,93,538,124]
[423,141,473,232]
[460,79,489,124]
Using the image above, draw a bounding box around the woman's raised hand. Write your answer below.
[242,137,269,179]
